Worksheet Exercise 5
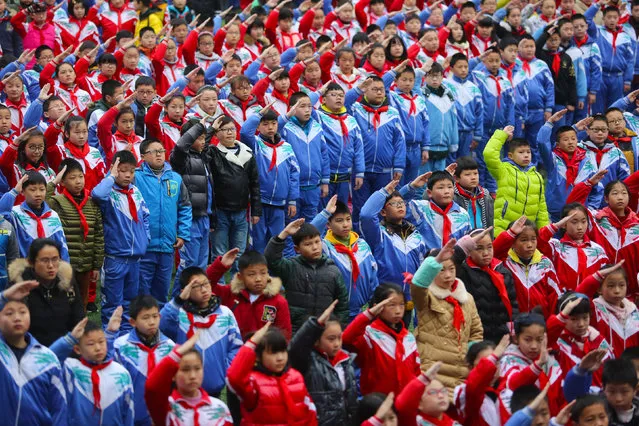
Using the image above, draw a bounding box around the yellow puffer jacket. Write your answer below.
[484,129,550,235]
[411,270,483,394]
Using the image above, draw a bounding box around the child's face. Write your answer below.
[324,89,345,111]
[337,53,355,74]
[143,141,166,170]
[452,60,469,79]
[450,24,464,42]
[460,6,476,23]
[25,136,45,164]
[249,26,265,40]
[110,0,125,8]
[456,169,478,190]
[0,0,6,14]
[172,0,186,8]
[75,330,108,363]
[192,134,206,152]
[433,258,457,290]
[328,212,352,239]
[279,18,293,33]
[396,71,415,93]
[216,123,236,146]
[187,274,212,307]
[604,383,635,411]
[501,45,518,65]
[429,8,444,26]
[418,380,450,415]
[226,24,241,47]
[516,324,545,360]
[565,312,590,336]
[564,208,588,241]
[427,179,454,206]
[557,130,578,154]
[258,119,278,139]
[577,403,609,426]
[261,349,288,374]
[312,9,325,29]
[315,322,343,358]
[44,100,66,122]
[378,292,405,325]
[561,0,576,11]
[225,59,243,78]
[173,24,188,43]
[130,306,160,338]
[136,85,156,106]
[406,17,421,34]
[123,47,140,70]
[4,78,23,101]
[175,352,203,395]
[106,87,124,106]
[478,24,493,38]
[264,50,281,70]
[573,19,589,38]
[304,62,322,85]
[273,77,290,94]
[116,112,135,135]
[384,24,398,38]
[115,163,136,188]
[187,74,205,93]
[370,1,385,15]
[66,121,89,146]
[508,145,532,167]
[166,99,185,123]
[295,235,323,261]
[164,40,178,61]
[473,347,501,383]
[507,8,521,27]
[381,196,406,223]
[389,40,404,58]
[531,400,551,426]
[100,62,117,78]
[141,31,157,48]
[600,272,627,307]
[423,32,439,53]
[0,301,30,340]
[337,3,354,22]
[23,182,46,209]
[232,82,252,102]
[546,34,561,51]
[199,90,218,115]
[369,48,386,69]
[606,110,626,136]
[470,235,494,268]
[62,169,85,196]
[0,109,11,133]
[118,36,133,49]
[293,97,312,122]
[57,64,76,86]
[483,52,501,75]
[542,0,556,16]
[481,0,497,14]
[512,227,537,260]
[237,264,269,295]
[198,35,214,56]
[365,81,386,105]
[605,183,629,213]
[368,30,383,44]
[561,22,574,41]
[587,120,609,144]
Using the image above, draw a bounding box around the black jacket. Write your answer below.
[133,100,150,140]
[170,123,214,218]
[536,32,578,107]
[289,317,358,426]
[0,12,23,58]
[453,247,519,344]
[8,259,85,347]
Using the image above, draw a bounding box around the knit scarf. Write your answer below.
[80,358,113,412]
[114,186,138,223]
[419,412,455,426]
[399,92,418,115]
[429,201,453,244]
[260,135,285,171]
[326,230,360,285]
[488,74,501,107]
[65,141,91,172]
[24,209,52,238]
[553,147,586,188]
[360,102,389,130]
[454,183,487,228]
[549,51,562,77]
[466,257,513,319]
[62,188,89,240]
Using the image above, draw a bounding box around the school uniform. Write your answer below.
[443,75,484,159]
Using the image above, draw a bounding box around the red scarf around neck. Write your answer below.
[466,257,513,319]
[24,209,52,238]
[419,412,455,426]
[549,51,562,77]
[65,141,91,172]
[80,358,113,412]
[488,74,501,107]
[444,283,466,343]
[553,147,586,188]
[560,235,589,281]
[399,92,418,115]
[563,329,598,358]
[114,186,139,223]
[334,242,360,286]
[361,104,389,130]
[455,183,481,219]
[608,134,633,146]
[326,112,349,144]
[135,342,157,375]
[173,389,210,426]
[261,138,285,171]
[429,201,453,244]
[186,311,217,339]
[575,35,589,48]
[62,187,89,240]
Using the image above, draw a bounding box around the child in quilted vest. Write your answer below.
[146,332,233,426]
[226,323,318,426]
[410,239,484,393]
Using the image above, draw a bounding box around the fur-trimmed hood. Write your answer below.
[8,258,75,293]
[229,274,282,297]
[428,278,469,304]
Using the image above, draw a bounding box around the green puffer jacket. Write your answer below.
[484,130,550,235]
[46,182,104,273]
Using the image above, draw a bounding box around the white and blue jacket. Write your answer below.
[311,209,380,318]
[443,75,484,142]
[518,58,555,113]
[564,44,589,104]
[575,37,603,96]
[240,114,300,207]
[278,116,331,188]
[160,300,242,396]
[315,107,365,179]
[423,85,460,153]
[0,190,70,261]
[471,70,515,135]
[134,162,192,253]
[91,175,150,258]
[580,139,630,208]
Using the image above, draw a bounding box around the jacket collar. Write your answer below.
[427,278,469,303]
[229,274,282,298]
[8,258,75,293]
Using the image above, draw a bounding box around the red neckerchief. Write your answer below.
[361,104,389,130]
[420,412,455,426]
[512,26,527,36]
[322,349,349,367]
[466,257,513,319]
[334,242,360,285]
[549,51,562,77]
[362,60,386,77]
[134,342,157,374]
[334,72,359,89]
[501,62,515,85]
[173,389,211,426]
[553,147,586,188]
[589,142,613,166]
[455,183,481,219]
[559,234,590,281]
[59,82,79,111]
[399,92,418,115]
[488,74,501,107]
[475,34,492,51]
[186,311,217,339]
[519,56,532,75]
[65,141,91,172]
[619,13,630,25]
[326,112,349,144]
[608,133,633,146]
[270,88,292,108]
[230,95,258,121]
[24,209,52,238]
[258,63,273,76]
[423,49,441,62]
[80,358,113,412]
[114,186,139,223]
[444,281,466,343]
[562,329,598,358]
[372,318,412,386]
[429,201,453,244]
[541,14,552,22]
[261,137,285,171]
[61,187,89,240]
[114,130,140,163]
[183,85,197,98]
[5,95,27,131]
[596,207,639,246]
[575,35,589,48]
[606,27,621,52]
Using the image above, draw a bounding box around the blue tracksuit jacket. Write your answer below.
[160,300,243,395]
[443,75,484,142]
[134,162,192,253]
[471,70,515,134]
[315,107,366,178]
[278,115,330,187]
[564,45,589,104]
[91,175,150,257]
[576,38,603,96]
[519,58,555,112]
[388,88,430,149]
[423,86,460,152]
[240,114,300,207]
[580,139,630,208]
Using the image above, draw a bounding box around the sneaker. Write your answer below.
[86,302,98,313]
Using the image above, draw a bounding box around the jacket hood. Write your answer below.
[229,274,282,297]
[428,278,469,303]
[8,258,74,293]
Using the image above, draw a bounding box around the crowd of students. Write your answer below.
[3,0,639,424]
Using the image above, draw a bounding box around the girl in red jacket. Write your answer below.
[226,323,318,426]
[55,0,100,53]
[537,203,610,292]
[145,332,233,426]
[97,92,142,166]
[206,248,292,340]
[40,46,93,117]
[145,88,185,160]
[342,282,421,396]
[153,29,186,96]
[0,128,55,193]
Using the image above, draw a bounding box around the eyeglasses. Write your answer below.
[217,127,236,133]
[589,127,608,133]
[144,149,166,156]
[425,388,448,397]
[36,257,60,266]
[368,87,385,93]
[386,201,406,208]
[27,145,45,153]
[608,118,624,125]
[137,90,155,95]
[190,281,211,291]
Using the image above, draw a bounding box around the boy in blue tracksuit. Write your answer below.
[0,285,68,425]
[573,14,603,121]
[0,171,70,261]
[472,47,516,194]
[278,91,330,222]
[444,53,484,160]
[316,83,365,206]
[135,139,192,306]
[160,266,242,396]
[382,64,430,186]
[500,37,530,141]
[311,196,379,322]
[240,108,300,254]
[585,3,635,114]
[92,150,150,333]
[345,76,406,229]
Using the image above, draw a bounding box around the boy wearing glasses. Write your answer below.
[605,107,639,173]
[135,139,192,307]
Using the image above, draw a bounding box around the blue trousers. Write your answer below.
[525,110,546,167]
[595,72,624,113]
[139,251,174,306]
[352,171,393,230]
[213,209,248,275]
[251,205,285,253]
[101,256,140,335]
[401,143,422,187]
[323,180,351,207]
[172,215,210,298]
[475,133,497,194]
[457,131,473,159]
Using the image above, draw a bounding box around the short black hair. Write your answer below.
[324,82,344,94]
[98,53,117,65]
[139,26,156,38]
[466,340,496,366]
[255,327,288,357]
[511,385,544,414]
[135,76,156,89]
[113,150,138,167]
[278,7,294,21]
[450,52,469,67]
[602,5,620,15]
[371,282,404,306]
[116,30,134,41]
[130,295,159,319]
[571,394,607,423]
[556,125,577,140]
[621,346,639,361]
[260,109,279,123]
[455,156,479,177]
[170,17,188,28]
[590,114,608,126]
[180,266,207,290]
[461,1,477,11]
[82,320,104,338]
[329,200,351,221]
[556,292,590,315]
[59,158,84,179]
[514,312,546,336]
[101,79,122,99]
[184,63,204,77]
[238,250,268,271]
[23,170,47,190]
[499,37,518,50]
[508,138,530,153]
[27,238,61,264]
[397,66,415,78]
[427,62,444,76]
[427,170,454,190]
[140,138,163,156]
[289,91,309,107]
[43,95,63,112]
[35,45,54,59]
[292,223,321,246]
[603,358,639,388]
[356,393,396,425]
[478,16,495,27]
